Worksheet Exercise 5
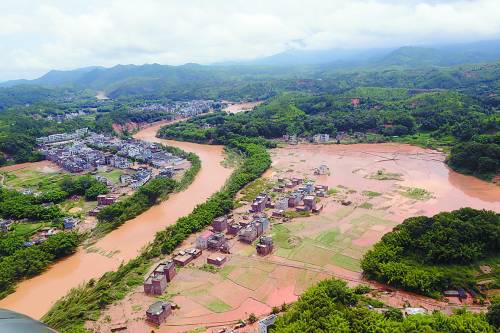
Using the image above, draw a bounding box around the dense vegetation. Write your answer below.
[0,231,79,299]
[0,188,64,221]
[270,278,497,333]
[42,136,271,332]
[160,88,499,179]
[448,136,500,180]
[361,208,500,297]
[0,174,110,299]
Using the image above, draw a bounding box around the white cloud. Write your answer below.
[1,0,499,80]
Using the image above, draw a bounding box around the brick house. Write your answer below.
[303,195,317,211]
[146,301,172,326]
[97,195,116,205]
[144,274,167,295]
[227,223,243,235]
[238,224,258,243]
[256,236,274,256]
[207,232,226,250]
[212,216,228,232]
[195,230,214,250]
[207,255,227,267]
[288,192,302,208]
[154,260,176,282]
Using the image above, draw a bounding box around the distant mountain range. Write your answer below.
[1,39,499,92]
[239,39,500,67]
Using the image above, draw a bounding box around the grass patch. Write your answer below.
[199,264,220,274]
[289,241,334,267]
[205,299,232,313]
[272,224,302,250]
[219,265,236,279]
[238,178,274,203]
[187,328,206,333]
[9,222,49,237]
[96,169,124,184]
[392,132,455,150]
[221,148,244,168]
[358,202,373,209]
[2,169,66,192]
[400,187,433,200]
[331,254,362,272]
[233,267,269,290]
[315,229,340,247]
[367,169,403,181]
[362,190,381,198]
[284,210,311,219]
[327,187,340,195]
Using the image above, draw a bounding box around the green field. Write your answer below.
[2,168,65,192]
[96,169,125,184]
[9,222,51,237]
[315,229,340,247]
[232,267,270,290]
[205,298,232,313]
[272,211,395,272]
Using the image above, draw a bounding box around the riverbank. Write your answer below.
[42,133,271,333]
[0,122,233,319]
[90,142,499,333]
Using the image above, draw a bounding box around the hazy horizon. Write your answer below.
[2,0,500,81]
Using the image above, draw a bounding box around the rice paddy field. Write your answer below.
[91,142,500,333]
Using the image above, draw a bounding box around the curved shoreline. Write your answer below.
[0,121,233,319]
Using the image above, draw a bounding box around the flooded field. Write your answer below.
[92,142,499,333]
[0,122,233,319]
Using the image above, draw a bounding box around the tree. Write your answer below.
[84,182,108,201]
[487,298,500,328]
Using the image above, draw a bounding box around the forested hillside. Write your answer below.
[361,208,500,297]
[270,278,498,332]
[159,87,499,179]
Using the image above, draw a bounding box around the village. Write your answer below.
[93,171,334,332]
[0,128,191,249]
[36,129,190,218]
[87,138,500,333]
[134,99,221,118]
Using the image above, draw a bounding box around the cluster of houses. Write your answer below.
[43,110,93,123]
[38,131,187,203]
[41,142,106,173]
[84,132,186,169]
[283,133,331,145]
[142,212,276,327]
[39,130,187,177]
[134,99,218,118]
[251,177,329,218]
[282,132,370,145]
[36,128,89,144]
[312,133,330,143]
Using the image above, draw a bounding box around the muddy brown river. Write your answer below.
[1,131,499,322]
[0,121,233,319]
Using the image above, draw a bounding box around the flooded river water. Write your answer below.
[268,143,499,217]
[0,121,233,319]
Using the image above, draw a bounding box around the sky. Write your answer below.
[1,0,500,81]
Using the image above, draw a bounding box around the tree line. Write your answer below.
[270,278,498,332]
[0,231,79,299]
